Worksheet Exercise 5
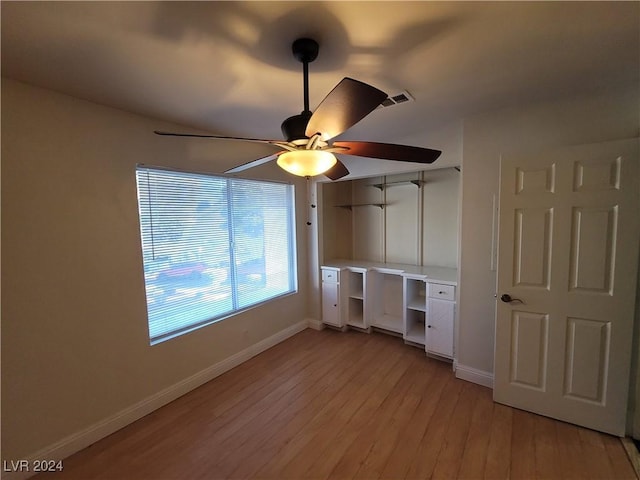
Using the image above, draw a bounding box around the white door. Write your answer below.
[494,138,639,435]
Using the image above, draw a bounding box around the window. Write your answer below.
[136,166,297,344]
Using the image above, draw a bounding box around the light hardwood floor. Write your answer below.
[37,328,636,480]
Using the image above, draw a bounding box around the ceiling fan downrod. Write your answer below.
[292,37,319,114]
[281,38,319,142]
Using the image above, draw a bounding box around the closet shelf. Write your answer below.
[370,180,424,190]
[334,203,386,210]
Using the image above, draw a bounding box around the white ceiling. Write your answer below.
[2,1,638,177]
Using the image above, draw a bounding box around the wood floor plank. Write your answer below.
[226,332,385,478]
[326,365,417,478]
[579,426,617,480]
[554,420,588,480]
[33,329,635,480]
[205,331,364,477]
[509,409,537,479]
[254,332,405,479]
[51,329,349,480]
[132,341,343,472]
[403,369,463,479]
[341,352,434,479]
[301,342,417,479]
[377,359,451,480]
[167,330,361,480]
[456,383,494,479]
[533,414,562,479]
[483,402,513,480]
[430,381,478,479]
[602,433,637,480]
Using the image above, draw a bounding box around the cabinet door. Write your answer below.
[322,281,341,326]
[426,299,454,358]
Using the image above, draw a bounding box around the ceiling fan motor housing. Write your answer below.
[281,111,312,142]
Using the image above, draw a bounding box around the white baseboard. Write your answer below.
[306,317,325,330]
[455,363,494,388]
[4,320,308,480]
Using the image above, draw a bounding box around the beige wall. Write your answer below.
[1,79,311,460]
[319,180,353,261]
[383,172,421,265]
[422,168,460,268]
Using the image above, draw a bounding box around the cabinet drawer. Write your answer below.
[322,269,340,283]
[429,283,455,301]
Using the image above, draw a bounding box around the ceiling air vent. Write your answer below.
[377,90,414,109]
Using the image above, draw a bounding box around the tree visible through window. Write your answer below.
[136,166,297,344]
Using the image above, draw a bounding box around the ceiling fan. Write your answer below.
[154,38,441,180]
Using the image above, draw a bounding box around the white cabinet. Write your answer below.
[404,278,455,357]
[321,281,340,327]
[425,283,455,358]
[321,267,344,327]
[321,267,369,329]
[320,262,457,363]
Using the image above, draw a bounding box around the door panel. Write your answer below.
[564,317,610,404]
[509,310,549,390]
[573,156,620,191]
[516,164,555,194]
[513,207,553,288]
[569,206,616,293]
[495,138,639,435]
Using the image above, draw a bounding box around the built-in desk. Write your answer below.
[320,260,458,360]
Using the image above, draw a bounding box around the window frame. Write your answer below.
[135,164,298,344]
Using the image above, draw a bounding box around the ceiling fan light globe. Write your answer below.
[277,150,337,177]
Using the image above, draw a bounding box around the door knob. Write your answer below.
[500,294,523,304]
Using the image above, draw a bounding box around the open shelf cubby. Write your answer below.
[370,271,403,334]
[405,278,427,312]
[405,309,426,345]
[347,296,365,328]
[346,270,366,328]
[348,270,364,299]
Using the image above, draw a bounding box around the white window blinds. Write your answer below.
[136,166,297,344]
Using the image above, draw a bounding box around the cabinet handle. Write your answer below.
[438,291,445,294]
[427,325,432,328]
[333,304,337,307]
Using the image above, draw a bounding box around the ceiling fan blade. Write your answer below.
[224,152,284,174]
[332,141,442,164]
[305,78,388,141]
[154,130,281,144]
[324,159,350,180]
